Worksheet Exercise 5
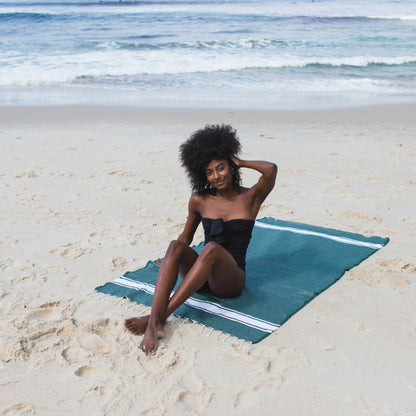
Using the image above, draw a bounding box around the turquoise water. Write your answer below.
[1,0,415,108]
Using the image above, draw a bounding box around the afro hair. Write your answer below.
[179,124,242,194]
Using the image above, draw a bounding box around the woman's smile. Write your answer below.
[205,159,232,190]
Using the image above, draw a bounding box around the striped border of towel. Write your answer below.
[254,220,384,250]
[112,275,279,333]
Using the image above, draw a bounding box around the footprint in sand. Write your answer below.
[2,403,35,415]
[60,243,84,259]
[27,302,62,322]
[4,325,61,362]
[176,386,211,412]
[62,346,89,363]
[27,308,60,322]
[0,258,14,271]
[250,346,310,375]
[112,257,127,270]
[376,257,416,274]
[15,170,38,178]
[77,333,111,354]
[86,318,111,337]
[84,385,112,398]
[74,365,116,382]
[79,385,116,413]
[317,337,336,351]
[74,365,100,378]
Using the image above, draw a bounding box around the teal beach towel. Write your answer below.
[95,217,389,343]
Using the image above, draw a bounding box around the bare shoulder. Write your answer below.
[189,192,204,203]
[188,192,206,212]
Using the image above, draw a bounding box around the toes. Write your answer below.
[124,321,139,334]
[124,317,135,327]
[127,326,139,335]
[141,345,156,356]
[124,321,134,330]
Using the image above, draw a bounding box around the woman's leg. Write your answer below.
[166,241,245,312]
[139,241,244,355]
[124,240,198,336]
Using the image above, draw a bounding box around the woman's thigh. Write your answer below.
[174,241,199,277]
[200,242,246,298]
[176,241,245,298]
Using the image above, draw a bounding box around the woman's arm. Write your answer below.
[232,156,277,204]
[177,193,202,245]
[154,194,201,264]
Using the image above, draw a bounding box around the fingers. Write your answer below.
[230,155,240,166]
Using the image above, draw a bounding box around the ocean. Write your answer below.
[1,0,415,109]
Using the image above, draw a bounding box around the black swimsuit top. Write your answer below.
[201,217,255,271]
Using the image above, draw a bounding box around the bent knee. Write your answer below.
[199,241,221,261]
[202,241,221,253]
[166,240,188,257]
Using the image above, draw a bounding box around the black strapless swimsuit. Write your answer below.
[201,218,255,271]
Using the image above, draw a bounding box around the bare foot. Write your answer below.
[124,315,150,335]
[140,319,165,356]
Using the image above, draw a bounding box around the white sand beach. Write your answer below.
[0,104,415,415]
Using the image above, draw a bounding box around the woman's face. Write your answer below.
[205,159,232,190]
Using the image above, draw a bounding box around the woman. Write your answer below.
[124,124,277,355]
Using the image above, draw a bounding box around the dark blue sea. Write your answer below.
[1,0,415,108]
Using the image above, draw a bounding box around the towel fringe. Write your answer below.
[93,291,108,300]
[115,297,128,305]
[94,291,253,347]
[169,316,181,325]
[188,321,197,329]
[137,305,149,314]
[177,318,188,328]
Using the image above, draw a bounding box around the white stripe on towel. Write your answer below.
[254,221,384,249]
[113,276,279,333]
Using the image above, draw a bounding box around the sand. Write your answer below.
[0,104,415,415]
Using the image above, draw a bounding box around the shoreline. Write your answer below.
[2,83,416,112]
[1,101,416,126]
